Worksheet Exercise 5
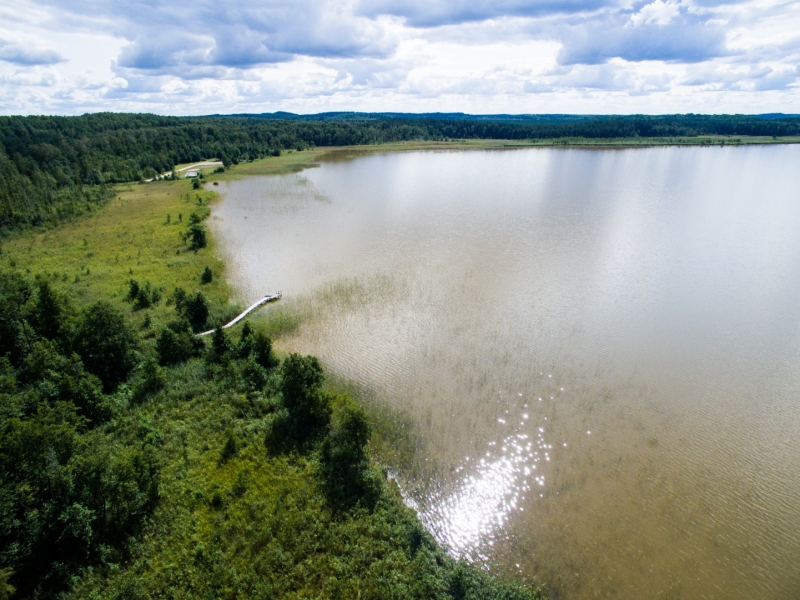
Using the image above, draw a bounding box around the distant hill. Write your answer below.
[214,111,800,122]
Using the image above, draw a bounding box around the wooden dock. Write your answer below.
[196,292,282,336]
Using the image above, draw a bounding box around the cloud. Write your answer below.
[629,0,680,27]
[358,0,619,27]
[328,58,413,88]
[554,10,730,65]
[682,63,799,91]
[0,39,65,65]
[0,0,797,114]
[32,0,397,75]
[524,61,674,93]
[0,66,59,86]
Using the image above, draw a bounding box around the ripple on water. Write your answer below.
[213,146,800,599]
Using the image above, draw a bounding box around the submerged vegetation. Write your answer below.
[2,112,799,235]
[0,170,545,598]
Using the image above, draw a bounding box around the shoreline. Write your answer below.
[1,149,550,598]
[201,134,800,184]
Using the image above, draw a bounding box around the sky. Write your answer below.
[0,0,798,115]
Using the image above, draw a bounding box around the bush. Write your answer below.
[200,266,213,284]
[131,358,166,403]
[127,280,161,310]
[156,319,205,366]
[186,213,208,251]
[206,327,232,364]
[172,288,210,332]
[181,292,209,332]
[237,322,274,368]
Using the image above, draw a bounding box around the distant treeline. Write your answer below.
[2,112,800,234]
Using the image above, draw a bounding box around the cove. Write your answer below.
[211,145,800,599]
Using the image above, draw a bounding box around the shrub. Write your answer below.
[181,292,209,332]
[126,279,140,302]
[237,323,274,368]
[131,358,166,403]
[156,319,205,366]
[188,223,207,250]
[206,327,232,364]
[200,266,213,284]
[127,280,161,310]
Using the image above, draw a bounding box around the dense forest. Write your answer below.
[2,112,800,235]
[0,273,541,599]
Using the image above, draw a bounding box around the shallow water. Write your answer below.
[212,146,800,599]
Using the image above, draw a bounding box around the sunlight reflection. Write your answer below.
[418,428,552,559]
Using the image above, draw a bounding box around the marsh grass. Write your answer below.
[2,180,231,341]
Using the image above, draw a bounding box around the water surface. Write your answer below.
[212,146,800,599]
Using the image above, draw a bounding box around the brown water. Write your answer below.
[211,146,800,599]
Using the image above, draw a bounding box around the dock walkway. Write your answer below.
[196,292,282,336]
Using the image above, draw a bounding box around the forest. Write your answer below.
[2,112,800,235]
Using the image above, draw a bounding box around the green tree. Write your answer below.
[74,302,138,392]
[21,340,110,424]
[0,270,34,365]
[0,402,159,598]
[207,327,232,364]
[180,292,209,332]
[320,396,380,510]
[0,568,14,600]
[187,213,207,251]
[251,331,274,369]
[131,358,167,403]
[30,280,63,341]
[277,354,330,446]
[200,266,213,284]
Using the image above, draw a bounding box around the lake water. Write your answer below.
[211,146,800,599]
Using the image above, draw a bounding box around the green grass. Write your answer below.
[1,180,232,339]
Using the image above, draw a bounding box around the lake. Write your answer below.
[211,145,800,599]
